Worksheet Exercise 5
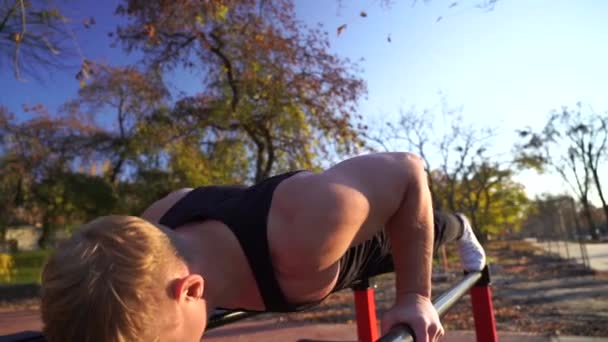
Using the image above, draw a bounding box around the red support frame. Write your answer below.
[470,266,498,342]
[357,265,498,342]
[353,281,379,342]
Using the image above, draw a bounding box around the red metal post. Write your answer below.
[470,266,498,342]
[353,280,379,342]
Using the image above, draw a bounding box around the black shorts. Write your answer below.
[332,210,462,292]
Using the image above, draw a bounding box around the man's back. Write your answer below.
[141,171,342,312]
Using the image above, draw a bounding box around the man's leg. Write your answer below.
[454,213,486,271]
[350,211,484,283]
[434,211,486,271]
[432,210,464,251]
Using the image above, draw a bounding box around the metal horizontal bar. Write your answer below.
[377,271,483,342]
[434,271,482,317]
[206,310,260,330]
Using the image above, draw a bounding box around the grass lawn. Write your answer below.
[0,249,51,285]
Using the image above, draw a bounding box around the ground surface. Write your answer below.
[0,240,607,338]
[256,240,608,337]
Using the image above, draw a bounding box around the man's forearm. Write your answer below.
[385,170,434,299]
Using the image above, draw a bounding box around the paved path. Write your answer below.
[2,239,607,341]
[1,312,605,341]
[205,319,606,341]
[528,239,608,271]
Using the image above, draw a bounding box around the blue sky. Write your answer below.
[2,0,607,203]
[294,0,608,203]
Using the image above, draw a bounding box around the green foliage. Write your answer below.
[0,249,50,284]
[432,163,530,240]
[0,109,116,245]
[117,0,366,181]
[378,101,531,241]
[65,65,169,183]
[2,0,368,238]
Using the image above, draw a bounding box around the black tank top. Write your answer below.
[158,171,317,312]
[158,171,395,312]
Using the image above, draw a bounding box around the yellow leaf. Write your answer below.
[12,32,22,43]
[80,79,86,88]
[217,4,229,20]
[252,61,261,73]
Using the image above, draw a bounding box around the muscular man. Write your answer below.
[41,152,485,342]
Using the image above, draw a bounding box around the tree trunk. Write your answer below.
[38,215,54,249]
[590,167,608,231]
[581,198,600,240]
[568,198,585,238]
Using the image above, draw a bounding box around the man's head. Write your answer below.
[41,215,208,342]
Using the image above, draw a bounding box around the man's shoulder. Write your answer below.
[141,188,194,223]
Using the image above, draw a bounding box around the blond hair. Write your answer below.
[41,216,181,342]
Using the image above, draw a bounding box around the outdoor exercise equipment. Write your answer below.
[0,266,497,342]
[205,265,497,342]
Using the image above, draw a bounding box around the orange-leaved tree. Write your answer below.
[116,0,367,182]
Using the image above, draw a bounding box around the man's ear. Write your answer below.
[174,274,205,302]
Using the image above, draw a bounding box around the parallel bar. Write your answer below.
[377,271,483,342]
[434,271,483,316]
[375,323,415,342]
[205,269,492,341]
[206,311,260,330]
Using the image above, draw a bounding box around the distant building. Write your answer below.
[5,226,41,252]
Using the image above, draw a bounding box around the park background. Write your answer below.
[0,0,607,339]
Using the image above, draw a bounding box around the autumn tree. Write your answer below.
[0,106,112,246]
[516,103,607,240]
[369,101,495,210]
[369,101,528,240]
[452,163,529,240]
[116,0,366,182]
[0,107,21,240]
[64,64,169,183]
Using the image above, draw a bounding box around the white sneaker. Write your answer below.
[456,214,486,271]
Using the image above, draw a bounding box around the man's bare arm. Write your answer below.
[270,152,441,340]
[271,152,432,296]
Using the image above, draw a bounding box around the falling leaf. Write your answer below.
[144,24,156,38]
[449,2,458,8]
[81,60,92,79]
[216,4,229,20]
[83,17,96,28]
[436,16,443,22]
[337,24,347,36]
[387,34,392,43]
[12,32,22,43]
[76,70,87,88]
[360,11,368,18]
